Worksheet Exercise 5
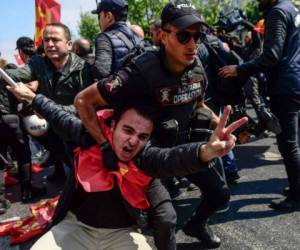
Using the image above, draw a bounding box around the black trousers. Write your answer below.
[147,178,177,250]
[186,160,230,221]
[0,114,32,197]
[271,96,300,200]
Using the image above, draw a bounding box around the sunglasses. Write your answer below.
[162,28,206,45]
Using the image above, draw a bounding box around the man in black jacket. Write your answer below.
[7,82,247,250]
[219,0,300,211]
[5,22,94,181]
[91,0,141,80]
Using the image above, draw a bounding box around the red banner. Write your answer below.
[35,0,61,48]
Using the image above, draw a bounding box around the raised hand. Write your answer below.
[200,105,248,162]
[6,82,36,104]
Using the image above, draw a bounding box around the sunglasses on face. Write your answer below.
[162,28,206,45]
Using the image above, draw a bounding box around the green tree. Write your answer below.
[127,0,169,29]
[244,0,261,24]
[78,12,100,43]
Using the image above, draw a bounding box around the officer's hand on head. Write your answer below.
[101,141,119,171]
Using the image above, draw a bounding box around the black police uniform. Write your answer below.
[97,50,230,248]
[0,80,33,205]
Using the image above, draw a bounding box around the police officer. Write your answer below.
[0,68,45,211]
[75,0,229,248]
[219,0,300,211]
[91,0,141,80]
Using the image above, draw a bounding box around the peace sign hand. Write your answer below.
[200,105,248,162]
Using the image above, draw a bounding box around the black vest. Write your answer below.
[133,51,207,145]
[265,0,300,96]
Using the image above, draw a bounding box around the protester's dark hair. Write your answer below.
[21,47,36,57]
[150,20,162,29]
[73,38,93,56]
[113,13,127,22]
[44,22,72,41]
[113,101,158,128]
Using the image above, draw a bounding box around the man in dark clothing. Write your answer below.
[16,36,36,64]
[91,0,141,80]
[75,0,233,248]
[72,38,95,65]
[219,0,300,211]
[7,82,246,250]
[5,23,94,181]
[0,66,45,211]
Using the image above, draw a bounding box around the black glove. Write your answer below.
[101,141,119,171]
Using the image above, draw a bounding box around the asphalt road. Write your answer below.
[1,133,300,250]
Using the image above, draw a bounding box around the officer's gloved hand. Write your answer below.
[101,141,119,171]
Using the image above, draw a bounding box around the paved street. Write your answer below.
[1,133,300,250]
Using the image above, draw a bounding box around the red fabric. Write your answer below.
[0,195,59,245]
[31,163,44,173]
[4,170,18,187]
[254,19,265,35]
[13,53,24,66]
[35,0,61,47]
[74,110,153,209]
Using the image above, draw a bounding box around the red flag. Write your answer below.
[13,53,24,66]
[35,0,61,48]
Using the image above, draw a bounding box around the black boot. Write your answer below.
[270,197,300,212]
[182,219,221,248]
[21,183,47,203]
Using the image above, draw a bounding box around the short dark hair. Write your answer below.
[112,13,127,22]
[44,22,72,41]
[113,102,158,129]
[150,20,162,29]
[73,38,93,56]
[16,37,36,56]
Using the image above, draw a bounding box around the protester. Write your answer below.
[72,38,95,65]
[7,82,247,250]
[91,0,142,80]
[75,0,234,247]
[16,36,36,64]
[219,0,300,211]
[149,20,161,46]
[5,22,94,181]
[130,24,145,40]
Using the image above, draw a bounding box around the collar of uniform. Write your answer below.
[105,21,128,32]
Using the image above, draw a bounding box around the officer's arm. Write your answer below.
[237,9,288,76]
[93,34,113,80]
[74,81,108,145]
[5,64,35,83]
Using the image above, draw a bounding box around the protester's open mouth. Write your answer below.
[123,146,133,154]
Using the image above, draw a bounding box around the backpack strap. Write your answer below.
[114,31,135,50]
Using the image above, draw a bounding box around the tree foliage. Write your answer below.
[78,12,100,43]
[77,0,272,42]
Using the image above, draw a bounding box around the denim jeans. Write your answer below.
[270,96,300,200]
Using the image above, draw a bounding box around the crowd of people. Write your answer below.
[0,0,300,249]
